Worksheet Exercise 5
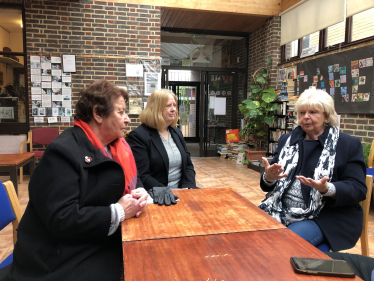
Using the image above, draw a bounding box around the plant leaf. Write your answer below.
[250,85,261,93]
[256,77,266,84]
[264,116,275,126]
[262,88,275,93]
[257,130,266,136]
[266,57,272,64]
[262,92,277,103]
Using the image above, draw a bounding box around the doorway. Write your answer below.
[168,81,200,143]
[202,71,237,157]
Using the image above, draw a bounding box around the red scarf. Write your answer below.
[74,120,137,195]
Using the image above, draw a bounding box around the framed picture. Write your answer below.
[144,72,161,96]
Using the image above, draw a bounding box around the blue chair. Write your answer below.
[0,181,22,269]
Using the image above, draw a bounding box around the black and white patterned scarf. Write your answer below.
[258,126,339,226]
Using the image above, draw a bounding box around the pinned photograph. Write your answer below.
[59,107,65,117]
[358,93,364,102]
[321,82,325,88]
[39,108,46,116]
[340,75,346,83]
[359,59,366,68]
[330,88,335,99]
[351,60,359,69]
[312,83,317,87]
[32,107,38,116]
[352,78,359,85]
[299,71,304,77]
[52,64,61,70]
[334,80,340,87]
[339,67,346,74]
[333,64,339,72]
[329,80,335,88]
[320,75,323,81]
[341,86,347,95]
[32,100,41,108]
[352,94,358,102]
[287,67,296,79]
[42,88,52,95]
[304,75,308,82]
[329,73,334,80]
[342,94,349,102]
[316,68,320,75]
[351,69,359,77]
[364,93,370,101]
[278,68,287,81]
[328,65,333,73]
[129,97,142,114]
[30,62,41,69]
[313,76,318,83]
[366,57,373,67]
[359,76,366,85]
[42,69,51,76]
[45,107,52,116]
[62,82,72,88]
[41,56,51,63]
[352,85,358,95]
[52,101,62,107]
[65,108,72,117]
[52,107,59,117]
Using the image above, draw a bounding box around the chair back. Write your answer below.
[0,181,22,244]
[32,127,60,145]
[368,140,374,168]
[359,175,373,256]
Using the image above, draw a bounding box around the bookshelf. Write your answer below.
[268,101,287,156]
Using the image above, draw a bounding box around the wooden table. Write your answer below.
[0,153,35,195]
[122,188,362,280]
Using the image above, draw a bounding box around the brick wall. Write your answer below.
[281,39,374,145]
[246,16,281,150]
[21,0,161,132]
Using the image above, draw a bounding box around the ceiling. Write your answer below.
[161,8,271,33]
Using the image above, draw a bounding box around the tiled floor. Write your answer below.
[1,157,373,264]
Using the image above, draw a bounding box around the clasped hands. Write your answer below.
[117,188,148,219]
[262,157,329,193]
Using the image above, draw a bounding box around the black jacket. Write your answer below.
[127,124,197,190]
[260,126,367,251]
[1,126,138,281]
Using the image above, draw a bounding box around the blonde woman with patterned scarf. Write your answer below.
[259,89,366,252]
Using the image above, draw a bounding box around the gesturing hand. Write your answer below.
[296,175,329,193]
[262,157,288,183]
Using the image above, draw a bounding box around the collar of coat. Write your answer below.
[289,125,331,146]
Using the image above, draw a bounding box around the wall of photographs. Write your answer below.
[30,55,73,121]
[296,45,374,113]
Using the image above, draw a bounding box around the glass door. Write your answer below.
[168,82,200,142]
[203,72,237,156]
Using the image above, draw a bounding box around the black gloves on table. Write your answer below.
[148,186,178,206]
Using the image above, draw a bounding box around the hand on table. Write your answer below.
[295,175,329,193]
[131,188,148,217]
[262,157,288,183]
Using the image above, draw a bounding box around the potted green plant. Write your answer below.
[239,57,280,160]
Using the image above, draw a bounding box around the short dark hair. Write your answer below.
[75,79,129,122]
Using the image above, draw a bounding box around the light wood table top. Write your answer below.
[122,188,285,242]
[123,228,361,281]
[0,153,35,166]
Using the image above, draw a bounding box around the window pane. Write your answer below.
[352,8,374,42]
[0,8,23,52]
[326,21,345,47]
[285,39,298,60]
[0,56,26,123]
[302,31,319,52]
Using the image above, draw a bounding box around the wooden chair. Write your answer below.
[19,128,60,183]
[359,175,373,257]
[0,181,22,268]
[367,140,374,169]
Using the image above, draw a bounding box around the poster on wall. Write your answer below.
[128,97,142,114]
[126,64,143,77]
[144,72,161,96]
[62,54,76,72]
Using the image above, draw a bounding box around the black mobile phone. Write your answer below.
[290,256,356,278]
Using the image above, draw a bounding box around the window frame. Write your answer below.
[281,12,374,63]
[0,3,28,134]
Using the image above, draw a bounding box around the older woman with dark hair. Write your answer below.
[0,79,147,281]
[259,89,366,252]
[127,89,197,206]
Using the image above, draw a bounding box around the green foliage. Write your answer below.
[362,142,371,167]
[239,57,278,137]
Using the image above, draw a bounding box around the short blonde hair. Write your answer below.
[140,89,178,131]
[295,89,339,127]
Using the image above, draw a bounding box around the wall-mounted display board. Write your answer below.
[297,45,374,113]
